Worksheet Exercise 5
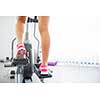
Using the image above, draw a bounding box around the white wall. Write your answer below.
[0,16,100,64]
[0,16,16,59]
[49,16,100,64]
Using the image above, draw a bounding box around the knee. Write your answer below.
[17,16,26,24]
[38,24,49,34]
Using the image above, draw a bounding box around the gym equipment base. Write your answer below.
[5,58,52,83]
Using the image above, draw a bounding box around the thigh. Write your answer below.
[38,16,49,31]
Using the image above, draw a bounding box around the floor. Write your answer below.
[0,63,100,83]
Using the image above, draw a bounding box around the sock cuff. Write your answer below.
[17,43,25,49]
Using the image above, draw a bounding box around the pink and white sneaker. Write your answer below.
[16,43,27,59]
[39,64,48,75]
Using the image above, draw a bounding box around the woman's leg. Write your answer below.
[16,16,26,43]
[16,16,27,59]
[38,16,50,74]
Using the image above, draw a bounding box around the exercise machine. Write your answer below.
[4,16,56,83]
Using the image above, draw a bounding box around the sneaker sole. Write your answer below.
[40,71,48,75]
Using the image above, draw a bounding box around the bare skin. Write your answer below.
[16,16,50,66]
